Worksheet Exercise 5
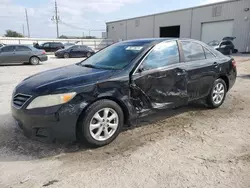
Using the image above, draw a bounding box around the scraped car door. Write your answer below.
[131,40,188,110]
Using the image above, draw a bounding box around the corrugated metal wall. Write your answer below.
[107,0,250,52]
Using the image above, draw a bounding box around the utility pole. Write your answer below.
[52,0,60,38]
[25,9,30,37]
[22,24,25,37]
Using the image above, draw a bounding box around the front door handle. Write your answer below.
[214,62,219,68]
[176,69,186,76]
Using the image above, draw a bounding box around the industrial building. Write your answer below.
[106,0,250,52]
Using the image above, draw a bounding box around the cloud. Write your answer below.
[200,0,228,5]
[0,0,142,38]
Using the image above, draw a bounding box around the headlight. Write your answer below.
[26,92,76,109]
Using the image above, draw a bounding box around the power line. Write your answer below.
[60,21,105,33]
[60,21,88,30]
[25,9,30,37]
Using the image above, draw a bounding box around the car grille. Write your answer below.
[13,94,32,109]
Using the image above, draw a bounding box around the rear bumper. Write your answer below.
[11,103,81,143]
[38,55,48,62]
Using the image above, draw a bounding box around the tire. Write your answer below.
[29,56,40,65]
[206,78,227,108]
[78,99,124,147]
[64,53,70,58]
[86,52,91,58]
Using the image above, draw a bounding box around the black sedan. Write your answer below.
[12,38,237,146]
[55,45,95,58]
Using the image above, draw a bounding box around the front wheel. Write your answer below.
[206,78,227,108]
[78,99,124,147]
[64,53,70,58]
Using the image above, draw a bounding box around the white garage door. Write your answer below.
[201,20,234,44]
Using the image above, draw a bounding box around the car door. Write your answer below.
[70,46,81,57]
[0,46,16,64]
[180,41,218,100]
[130,40,188,110]
[15,46,32,62]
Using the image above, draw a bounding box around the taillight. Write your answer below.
[232,59,236,68]
[42,51,46,55]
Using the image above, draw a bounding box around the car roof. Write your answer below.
[120,38,203,46]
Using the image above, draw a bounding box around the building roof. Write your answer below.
[106,0,237,24]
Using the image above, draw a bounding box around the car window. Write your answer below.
[143,41,180,70]
[50,43,61,47]
[71,45,80,50]
[1,46,15,52]
[204,48,215,59]
[182,41,205,62]
[80,46,87,50]
[16,46,31,51]
[43,43,50,47]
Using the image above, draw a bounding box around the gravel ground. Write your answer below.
[0,55,250,188]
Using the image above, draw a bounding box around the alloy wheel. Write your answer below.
[89,108,119,141]
[87,52,91,58]
[212,82,225,105]
[30,57,39,65]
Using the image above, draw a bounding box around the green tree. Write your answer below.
[4,30,24,37]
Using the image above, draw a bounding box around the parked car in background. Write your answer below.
[12,38,237,146]
[55,45,95,58]
[35,42,64,52]
[0,45,47,65]
[208,37,236,55]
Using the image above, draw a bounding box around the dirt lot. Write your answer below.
[0,55,250,188]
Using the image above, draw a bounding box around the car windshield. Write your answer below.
[80,41,149,69]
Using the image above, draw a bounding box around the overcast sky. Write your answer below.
[0,0,227,38]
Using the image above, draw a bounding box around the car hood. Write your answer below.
[15,64,114,95]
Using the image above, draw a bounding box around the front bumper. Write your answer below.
[11,103,81,143]
[38,55,48,62]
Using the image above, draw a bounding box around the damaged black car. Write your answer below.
[11,38,237,146]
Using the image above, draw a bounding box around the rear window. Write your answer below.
[182,41,205,62]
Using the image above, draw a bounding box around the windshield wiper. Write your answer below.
[81,64,99,69]
[81,64,117,70]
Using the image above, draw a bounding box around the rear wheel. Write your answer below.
[29,56,40,65]
[78,99,124,147]
[86,52,91,58]
[206,78,227,108]
[64,53,70,58]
